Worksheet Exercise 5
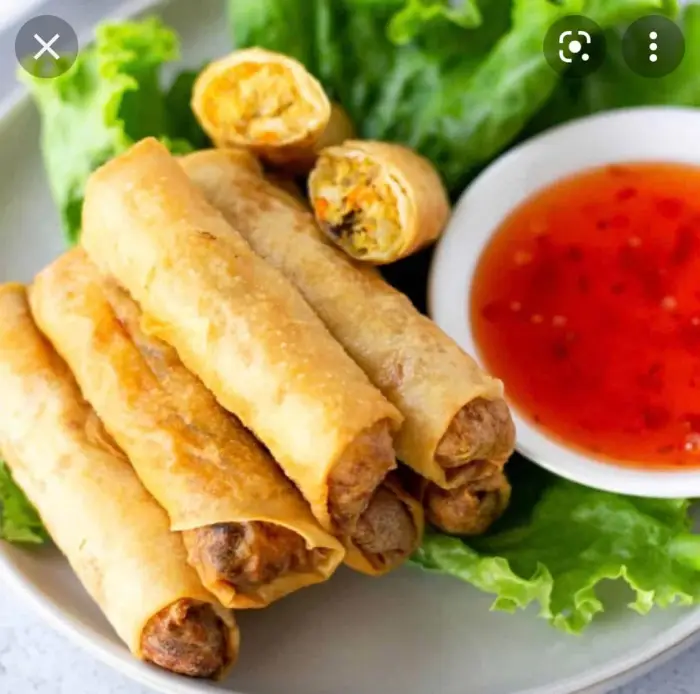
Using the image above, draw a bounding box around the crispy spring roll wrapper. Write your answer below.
[213,145,262,177]
[180,149,515,490]
[30,250,345,608]
[0,284,238,678]
[308,140,450,263]
[81,138,404,567]
[192,49,353,170]
[205,147,309,210]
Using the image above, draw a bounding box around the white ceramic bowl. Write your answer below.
[430,106,700,499]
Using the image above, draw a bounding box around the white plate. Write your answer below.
[1,2,700,694]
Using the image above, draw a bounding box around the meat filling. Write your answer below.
[352,485,416,565]
[327,419,396,534]
[184,521,316,595]
[437,398,516,470]
[424,470,512,536]
[141,599,228,678]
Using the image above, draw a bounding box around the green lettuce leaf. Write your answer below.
[388,0,483,45]
[528,3,697,134]
[165,69,211,151]
[412,459,700,633]
[0,461,47,544]
[21,17,190,244]
[229,0,677,192]
[585,2,697,108]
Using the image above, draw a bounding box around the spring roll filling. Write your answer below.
[437,397,516,472]
[184,521,325,595]
[311,154,406,257]
[327,419,396,534]
[352,485,417,566]
[141,599,229,678]
[203,63,317,143]
[424,470,511,536]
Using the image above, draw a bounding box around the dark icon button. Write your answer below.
[16,15,79,79]
[544,15,606,79]
[622,15,684,78]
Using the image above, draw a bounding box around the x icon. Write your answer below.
[33,33,60,60]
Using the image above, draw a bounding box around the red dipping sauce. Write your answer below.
[471,162,700,469]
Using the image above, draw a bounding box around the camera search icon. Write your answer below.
[544,15,606,78]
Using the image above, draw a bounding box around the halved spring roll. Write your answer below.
[180,149,515,494]
[192,48,353,170]
[81,137,417,573]
[30,249,345,608]
[0,284,238,678]
[308,140,450,263]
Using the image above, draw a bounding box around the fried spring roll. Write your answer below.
[192,49,353,170]
[344,473,424,575]
[308,140,450,263]
[81,138,415,572]
[180,149,515,494]
[0,284,238,678]
[30,249,345,608]
[422,470,511,536]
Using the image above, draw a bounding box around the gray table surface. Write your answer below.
[0,584,698,693]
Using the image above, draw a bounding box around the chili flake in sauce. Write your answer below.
[471,162,700,469]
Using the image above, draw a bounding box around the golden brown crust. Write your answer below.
[180,149,512,490]
[30,249,345,609]
[0,284,238,675]
[81,138,401,536]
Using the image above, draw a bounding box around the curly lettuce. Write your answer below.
[0,461,46,544]
[228,0,678,192]
[412,459,700,633]
[21,17,192,244]
[528,3,700,134]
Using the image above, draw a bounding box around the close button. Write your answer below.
[15,15,79,79]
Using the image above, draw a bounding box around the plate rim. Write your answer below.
[5,531,700,694]
[2,3,700,693]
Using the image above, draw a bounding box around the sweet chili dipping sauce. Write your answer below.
[471,162,700,469]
